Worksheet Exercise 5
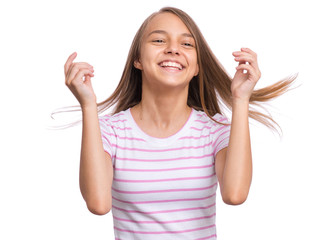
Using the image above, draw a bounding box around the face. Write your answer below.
[134,12,199,91]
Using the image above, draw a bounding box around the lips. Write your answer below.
[159,61,184,70]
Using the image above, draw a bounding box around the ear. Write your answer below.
[134,59,143,70]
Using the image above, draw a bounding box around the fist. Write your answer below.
[231,48,261,101]
[64,52,96,107]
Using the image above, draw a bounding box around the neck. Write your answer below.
[135,86,191,129]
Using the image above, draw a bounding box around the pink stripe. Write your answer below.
[195,234,217,240]
[191,126,211,131]
[214,138,228,153]
[178,134,210,140]
[99,117,110,122]
[99,113,125,122]
[115,153,213,162]
[118,136,146,141]
[112,193,216,204]
[109,119,127,123]
[212,129,230,147]
[113,173,216,183]
[113,213,216,224]
[102,135,114,147]
[112,202,216,214]
[195,120,209,124]
[112,182,217,194]
[112,142,212,152]
[196,113,207,117]
[218,117,228,122]
[210,125,226,135]
[106,125,132,130]
[111,112,125,118]
[114,163,214,172]
[114,224,215,234]
[101,130,146,141]
[212,116,228,123]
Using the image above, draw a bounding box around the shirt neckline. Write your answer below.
[126,107,195,146]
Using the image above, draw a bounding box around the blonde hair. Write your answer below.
[94,7,296,132]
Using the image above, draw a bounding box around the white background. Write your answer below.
[1,0,335,239]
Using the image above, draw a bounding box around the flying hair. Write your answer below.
[54,7,297,133]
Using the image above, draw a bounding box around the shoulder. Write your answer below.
[192,109,230,127]
[99,109,130,131]
[190,109,231,154]
[100,110,127,122]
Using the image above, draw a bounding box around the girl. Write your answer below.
[64,7,294,240]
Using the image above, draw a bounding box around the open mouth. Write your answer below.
[159,61,184,71]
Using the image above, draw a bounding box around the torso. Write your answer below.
[99,108,231,239]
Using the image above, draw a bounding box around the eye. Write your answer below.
[183,42,193,47]
[152,39,164,43]
[182,42,195,48]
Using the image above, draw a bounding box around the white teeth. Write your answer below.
[160,61,183,70]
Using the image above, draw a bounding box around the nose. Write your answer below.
[164,41,180,55]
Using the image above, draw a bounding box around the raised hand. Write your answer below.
[231,48,261,102]
[64,52,96,108]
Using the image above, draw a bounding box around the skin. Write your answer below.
[132,13,199,137]
[64,12,261,214]
[216,48,261,204]
[65,55,112,215]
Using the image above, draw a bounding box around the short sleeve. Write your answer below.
[211,113,231,156]
[99,115,117,165]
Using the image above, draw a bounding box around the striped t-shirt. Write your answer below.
[99,108,231,240]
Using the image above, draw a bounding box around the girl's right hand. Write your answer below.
[64,52,96,108]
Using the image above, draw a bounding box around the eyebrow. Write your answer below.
[147,30,194,38]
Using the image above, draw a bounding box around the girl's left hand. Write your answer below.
[231,48,261,102]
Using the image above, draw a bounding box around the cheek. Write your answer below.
[188,53,199,73]
[188,51,198,64]
[194,63,199,76]
[141,49,159,66]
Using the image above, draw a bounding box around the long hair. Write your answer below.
[95,7,296,132]
[52,7,294,132]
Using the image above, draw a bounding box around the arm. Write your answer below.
[215,99,252,205]
[215,48,261,205]
[64,52,113,215]
[80,105,113,215]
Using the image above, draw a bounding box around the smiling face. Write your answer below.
[134,12,199,92]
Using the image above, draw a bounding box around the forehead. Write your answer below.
[144,12,192,36]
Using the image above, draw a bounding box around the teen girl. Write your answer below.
[63,7,294,240]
